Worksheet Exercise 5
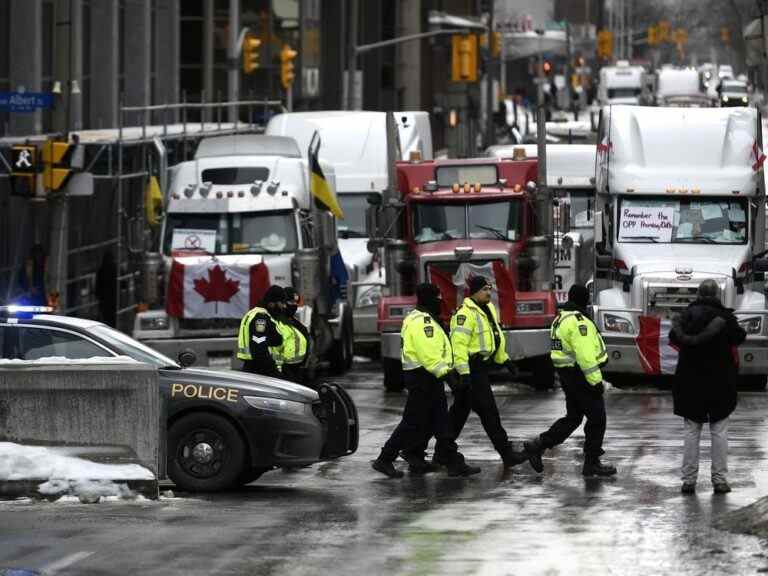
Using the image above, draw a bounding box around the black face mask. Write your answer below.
[286,304,298,317]
[424,299,442,319]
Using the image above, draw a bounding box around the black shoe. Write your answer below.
[400,452,440,475]
[446,462,482,477]
[681,482,696,495]
[582,459,617,477]
[523,438,545,473]
[502,445,529,468]
[713,481,731,494]
[372,458,404,479]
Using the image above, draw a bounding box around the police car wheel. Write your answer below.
[168,413,246,492]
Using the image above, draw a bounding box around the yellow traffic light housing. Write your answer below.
[41,140,72,192]
[451,34,478,83]
[242,33,262,75]
[647,26,659,47]
[280,45,298,89]
[597,29,613,60]
[721,27,731,45]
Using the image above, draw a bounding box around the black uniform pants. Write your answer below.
[281,362,304,384]
[540,366,606,458]
[241,359,280,379]
[444,357,509,456]
[380,369,458,464]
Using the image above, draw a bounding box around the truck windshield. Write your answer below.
[618,197,747,244]
[413,201,522,243]
[722,84,747,94]
[164,211,298,254]
[608,88,641,99]
[337,193,369,238]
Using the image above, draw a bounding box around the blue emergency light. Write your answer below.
[0,305,54,319]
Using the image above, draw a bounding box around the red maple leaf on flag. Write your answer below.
[193,265,240,303]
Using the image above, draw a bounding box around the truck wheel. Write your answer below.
[329,318,353,375]
[529,356,555,390]
[383,358,404,392]
[168,413,246,492]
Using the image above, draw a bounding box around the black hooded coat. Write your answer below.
[668,297,746,423]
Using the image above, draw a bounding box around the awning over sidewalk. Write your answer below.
[503,30,567,60]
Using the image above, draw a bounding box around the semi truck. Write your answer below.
[133,134,354,373]
[598,61,645,106]
[656,67,709,107]
[592,105,768,385]
[370,153,558,391]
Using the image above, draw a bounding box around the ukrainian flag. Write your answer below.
[310,141,344,219]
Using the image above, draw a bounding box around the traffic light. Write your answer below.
[280,44,298,89]
[647,26,659,47]
[451,34,478,82]
[41,140,73,192]
[658,20,671,43]
[242,33,261,74]
[721,27,731,45]
[597,29,613,60]
[673,28,688,47]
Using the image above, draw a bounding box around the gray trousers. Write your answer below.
[682,417,729,484]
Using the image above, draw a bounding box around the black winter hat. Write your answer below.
[568,284,590,308]
[284,286,300,303]
[467,275,490,295]
[416,283,442,307]
[262,285,287,304]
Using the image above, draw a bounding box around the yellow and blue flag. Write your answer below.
[310,139,344,219]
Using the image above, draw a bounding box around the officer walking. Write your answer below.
[523,284,617,477]
[278,287,310,384]
[441,276,526,468]
[372,283,480,478]
[237,285,285,377]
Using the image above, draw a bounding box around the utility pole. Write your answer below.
[485,1,495,149]
[345,0,358,111]
[228,0,240,121]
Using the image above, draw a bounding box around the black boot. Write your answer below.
[372,457,404,479]
[523,437,545,473]
[445,453,481,477]
[400,451,440,475]
[582,457,617,477]
[501,443,529,468]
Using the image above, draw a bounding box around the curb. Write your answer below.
[0,479,159,501]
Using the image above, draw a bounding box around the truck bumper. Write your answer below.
[602,335,768,376]
[353,304,380,345]
[140,337,236,368]
[381,328,551,361]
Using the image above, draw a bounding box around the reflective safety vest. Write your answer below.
[550,309,608,386]
[237,306,273,361]
[401,309,453,379]
[273,319,308,367]
[450,297,509,375]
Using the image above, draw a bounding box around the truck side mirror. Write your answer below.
[593,210,604,244]
[366,193,382,206]
[753,258,768,273]
[365,205,379,239]
[178,349,197,367]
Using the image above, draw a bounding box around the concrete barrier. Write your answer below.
[0,363,162,499]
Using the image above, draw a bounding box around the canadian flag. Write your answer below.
[166,257,269,319]
[753,141,766,172]
[635,315,679,375]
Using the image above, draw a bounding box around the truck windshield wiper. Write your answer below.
[474,225,507,240]
[623,236,658,243]
[677,235,716,244]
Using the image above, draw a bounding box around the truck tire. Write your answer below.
[329,316,354,375]
[168,412,246,492]
[528,356,555,390]
[383,358,404,392]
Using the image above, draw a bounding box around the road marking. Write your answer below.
[41,551,94,574]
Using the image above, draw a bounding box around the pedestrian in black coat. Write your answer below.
[668,279,746,495]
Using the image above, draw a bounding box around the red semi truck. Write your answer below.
[370,154,558,391]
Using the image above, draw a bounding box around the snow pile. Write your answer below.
[0,442,154,502]
[0,355,139,365]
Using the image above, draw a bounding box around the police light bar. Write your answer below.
[0,305,54,315]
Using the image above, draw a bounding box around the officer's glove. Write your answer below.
[453,374,471,393]
[443,371,459,393]
[503,359,519,378]
[592,382,605,394]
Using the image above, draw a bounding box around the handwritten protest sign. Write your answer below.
[619,206,674,242]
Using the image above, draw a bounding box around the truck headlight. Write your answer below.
[738,316,762,334]
[723,95,729,102]
[357,285,382,307]
[516,301,545,315]
[604,314,635,334]
[243,396,309,415]
[139,314,169,330]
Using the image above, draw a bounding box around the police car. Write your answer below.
[0,306,358,492]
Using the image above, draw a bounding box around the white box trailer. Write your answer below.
[593,105,768,384]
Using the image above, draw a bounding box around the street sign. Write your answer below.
[11,146,37,174]
[0,92,54,113]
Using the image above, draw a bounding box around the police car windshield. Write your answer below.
[90,325,180,368]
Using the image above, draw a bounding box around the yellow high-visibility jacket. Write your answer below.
[450,297,509,375]
[401,308,453,379]
[550,309,608,386]
[273,318,308,367]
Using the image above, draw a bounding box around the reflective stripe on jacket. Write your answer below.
[237,306,271,361]
[274,319,308,366]
[401,309,453,379]
[550,310,608,385]
[450,297,509,375]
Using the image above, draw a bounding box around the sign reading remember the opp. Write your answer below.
[619,206,674,242]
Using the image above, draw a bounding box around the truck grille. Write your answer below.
[425,259,502,308]
[646,285,699,318]
[178,318,241,334]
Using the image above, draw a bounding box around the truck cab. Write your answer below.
[593,106,768,384]
[656,67,709,107]
[375,157,557,391]
[598,61,645,106]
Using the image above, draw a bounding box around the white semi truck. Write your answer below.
[598,61,645,106]
[592,105,768,385]
[133,134,354,372]
[656,67,709,107]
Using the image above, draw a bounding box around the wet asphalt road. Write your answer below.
[3,362,768,575]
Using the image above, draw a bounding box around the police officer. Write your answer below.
[237,285,285,377]
[278,287,310,384]
[440,275,526,468]
[372,283,480,478]
[523,284,617,477]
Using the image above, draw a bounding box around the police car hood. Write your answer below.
[164,367,319,403]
